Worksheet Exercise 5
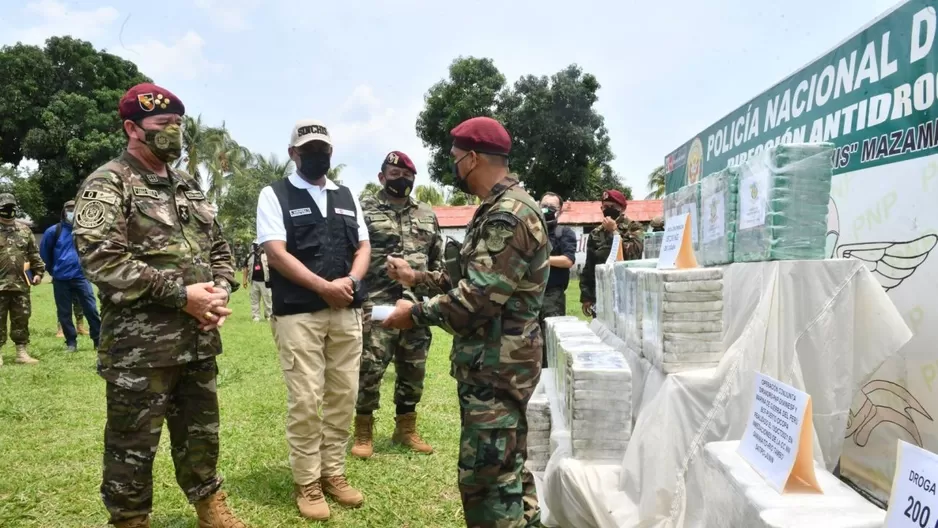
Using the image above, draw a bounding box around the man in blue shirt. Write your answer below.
[39,200,101,352]
[539,192,577,367]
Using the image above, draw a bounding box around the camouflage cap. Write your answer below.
[650,216,664,228]
[0,193,16,207]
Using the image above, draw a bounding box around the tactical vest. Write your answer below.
[268,179,363,315]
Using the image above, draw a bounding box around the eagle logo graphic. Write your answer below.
[826,198,937,291]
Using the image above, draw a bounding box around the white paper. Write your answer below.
[702,192,726,244]
[739,164,769,230]
[371,305,394,321]
[737,373,810,493]
[680,202,699,245]
[606,234,622,265]
[885,440,938,527]
[656,214,688,270]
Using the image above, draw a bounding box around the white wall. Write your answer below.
[441,224,592,274]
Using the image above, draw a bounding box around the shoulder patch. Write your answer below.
[184,190,205,200]
[81,190,119,206]
[486,211,519,228]
[75,200,108,229]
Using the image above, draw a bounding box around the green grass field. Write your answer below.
[0,280,585,527]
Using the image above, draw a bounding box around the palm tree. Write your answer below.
[328,164,347,185]
[178,114,208,178]
[646,165,666,199]
[415,184,444,205]
[255,154,294,183]
[360,182,381,200]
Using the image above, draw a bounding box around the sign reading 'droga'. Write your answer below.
[738,373,822,494]
[885,440,938,527]
[656,213,697,270]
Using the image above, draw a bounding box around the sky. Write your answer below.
[0,0,901,199]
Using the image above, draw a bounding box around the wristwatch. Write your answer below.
[348,275,360,293]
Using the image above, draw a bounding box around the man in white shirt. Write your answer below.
[255,119,371,522]
[241,242,272,322]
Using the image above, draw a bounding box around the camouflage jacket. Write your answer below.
[361,189,443,308]
[0,221,45,292]
[412,177,549,390]
[72,151,238,377]
[579,215,644,303]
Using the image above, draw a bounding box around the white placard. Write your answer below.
[680,203,699,245]
[702,193,726,244]
[738,372,820,493]
[606,234,622,265]
[885,440,938,528]
[656,214,688,270]
[738,164,769,230]
[371,305,394,321]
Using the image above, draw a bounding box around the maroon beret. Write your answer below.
[450,116,511,156]
[602,190,628,208]
[383,151,417,173]
[118,82,186,122]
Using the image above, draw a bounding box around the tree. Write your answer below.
[0,164,45,222]
[416,58,629,202]
[414,184,444,205]
[217,154,293,248]
[360,182,381,201]
[328,163,347,185]
[645,165,666,199]
[416,57,506,187]
[0,37,149,228]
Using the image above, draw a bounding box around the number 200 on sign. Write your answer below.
[905,496,936,528]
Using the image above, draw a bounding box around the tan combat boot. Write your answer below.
[15,345,38,365]
[194,491,248,528]
[295,481,330,521]
[77,321,89,336]
[392,412,433,454]
[113,516,150,528]
[350,414,374,459]
[55,323,64,338]
[321,475,364,508]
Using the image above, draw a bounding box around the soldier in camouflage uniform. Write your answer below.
[351,151,441,459]
[579,189,644,318]
[383,117,547,527]
[0,193,44,367]
[71,83,247,528]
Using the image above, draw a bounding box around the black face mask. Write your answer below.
[0,206,14,219]
[603,206,621,220]
[298,152,331,181]
[384,177,413,199]
[452,153,473,194]
[543,207,558,227]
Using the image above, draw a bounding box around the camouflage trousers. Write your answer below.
[72,295,84,323]
[538,287,566,368]
[0,291,31,346]
[356,323,430,413]
[101,358,223,523]
[457,381,540,528]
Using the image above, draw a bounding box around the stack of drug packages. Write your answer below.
[734,143,834,262]
[641,268,725,373]
[698,165,741,266]
[594,264,617,331]
[525,381,551,472]
[544,316,632,463]
[644,231,663,259]
[609,260,658,350]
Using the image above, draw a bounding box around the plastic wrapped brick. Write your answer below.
[663,181,701,251]
[644,231,663,259]
[595,264,616,326]
[699,166,740,266]
[734,143,834,262]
